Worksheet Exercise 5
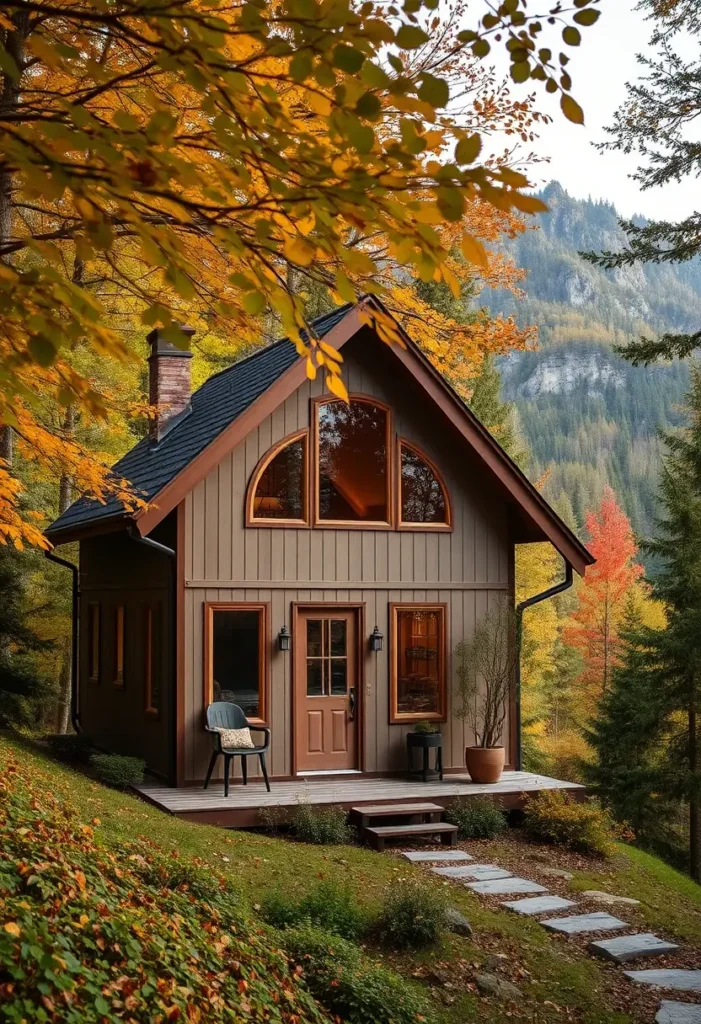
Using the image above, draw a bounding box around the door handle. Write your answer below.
[349,687,355,721]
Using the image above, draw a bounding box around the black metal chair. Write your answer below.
[204,702,271,796]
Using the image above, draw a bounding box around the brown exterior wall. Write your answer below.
[79,521,174,779]
[182,338,513,784]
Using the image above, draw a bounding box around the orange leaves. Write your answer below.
[3,922,20,937]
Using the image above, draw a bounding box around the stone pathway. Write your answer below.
[657,1002,701,1023]
[403,846,698,1020]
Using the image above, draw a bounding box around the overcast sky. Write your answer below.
[503,0,698,221]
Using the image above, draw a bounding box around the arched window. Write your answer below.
[399,441,450,527]
[316,398,391,524]
[248,431,308,524]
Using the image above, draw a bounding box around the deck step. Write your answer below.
[352,802,444,825]
[363,821,458,851]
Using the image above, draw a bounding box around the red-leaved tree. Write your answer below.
[564,488,644,702]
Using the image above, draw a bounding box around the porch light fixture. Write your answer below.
[369,626,384,653]
[278,625,291,652]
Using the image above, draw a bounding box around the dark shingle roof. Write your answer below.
[46,304,352,538]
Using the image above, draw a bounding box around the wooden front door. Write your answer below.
[295,609,359,772]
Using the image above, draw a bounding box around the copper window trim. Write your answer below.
[312,393,394,530]
[397,437,452,531]
[245,428,310,529]
[113,605,125,688]
[203,601,270,726]
[389,602,448,724]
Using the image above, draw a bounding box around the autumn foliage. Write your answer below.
[0,0,600,545]
[564,487,644,699]
[0,750,334,1022]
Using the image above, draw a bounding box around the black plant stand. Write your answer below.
[406,732,443,782]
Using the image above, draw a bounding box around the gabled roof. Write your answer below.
[46,304,351,539]
[46,298,593,575]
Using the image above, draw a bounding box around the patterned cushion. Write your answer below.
[216,726,254,749]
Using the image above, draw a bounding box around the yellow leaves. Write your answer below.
[561,94,585,125]
[283,236,315,267]
[326,372,348,402]
[461,233,488,268]
[3,922,20,937]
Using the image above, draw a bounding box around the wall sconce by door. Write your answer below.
[369,626,383,653]
[278,625,291,652]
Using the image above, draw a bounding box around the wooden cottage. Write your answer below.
[46,298,592,813]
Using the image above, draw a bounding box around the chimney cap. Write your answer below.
[147,325,195,359]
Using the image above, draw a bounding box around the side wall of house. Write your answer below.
[181,337,514,783]
[79,521,174,779]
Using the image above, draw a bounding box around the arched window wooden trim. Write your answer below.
[245,428,310,528]
[397,438,452,531]
[312,393,394,530]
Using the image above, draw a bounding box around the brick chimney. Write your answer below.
[147,325,195,443]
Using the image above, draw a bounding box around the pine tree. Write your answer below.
[581,1,701,363]
[590,367,701,879]
[587,593,670,842]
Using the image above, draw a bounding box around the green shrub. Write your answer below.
[374,879,446,950]
[90,752,145,788]
[46,732,94,764]
[284,925,434,1024]
[261,880,369,939]
[523,790,617,857]
[292,802,353,845]
[445,796,507,839]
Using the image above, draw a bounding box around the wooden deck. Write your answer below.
[134,771,585,828]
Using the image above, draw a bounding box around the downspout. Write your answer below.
[45,549,80,734]
[515,560,574,771]
[127,526,177,784]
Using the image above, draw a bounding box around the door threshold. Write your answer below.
[297,770,363,776]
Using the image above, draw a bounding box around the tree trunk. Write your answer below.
[55,404,76,734]
[690,683,700,881]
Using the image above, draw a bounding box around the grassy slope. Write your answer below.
[6,735,701,1024]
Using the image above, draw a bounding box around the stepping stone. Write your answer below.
[581,889,641,906]
[402,850,472,863]
[432,864,511,881]
[468,877,547,895]
[657,1001,701,1023]
[590,933,680,963]
[502,895,577,917]
[540,912,628,935]
[626,971,701,993]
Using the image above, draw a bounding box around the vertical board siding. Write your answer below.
[182,341,511,782]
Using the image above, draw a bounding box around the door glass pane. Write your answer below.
[330,620,346,656]
[307,619,322,657]
[330,659,347,696]
[212,610,261,718]
[307,660,323,696]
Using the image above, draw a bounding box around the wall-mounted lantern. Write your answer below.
[278,625,291,652]
[369,626,384,653]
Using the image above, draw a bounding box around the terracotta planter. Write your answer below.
[464,745,505,784]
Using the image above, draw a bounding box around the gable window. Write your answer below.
[113,605,125,687]
[204,603,268,723]
[145,604,161,716]
[399,441,450,527]
[87,603,101,683]
[316,397,390,525]
[390,604,446,722]
[248,431,308,525]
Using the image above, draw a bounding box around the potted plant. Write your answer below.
[453,597,517,784]
[412,720,440,735]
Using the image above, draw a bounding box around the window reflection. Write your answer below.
[318,400,388,522]
[400,444,447,524]
[395,608,444,718]
[253,437,306,520]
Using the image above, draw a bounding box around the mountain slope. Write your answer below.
[484,182,701,539]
